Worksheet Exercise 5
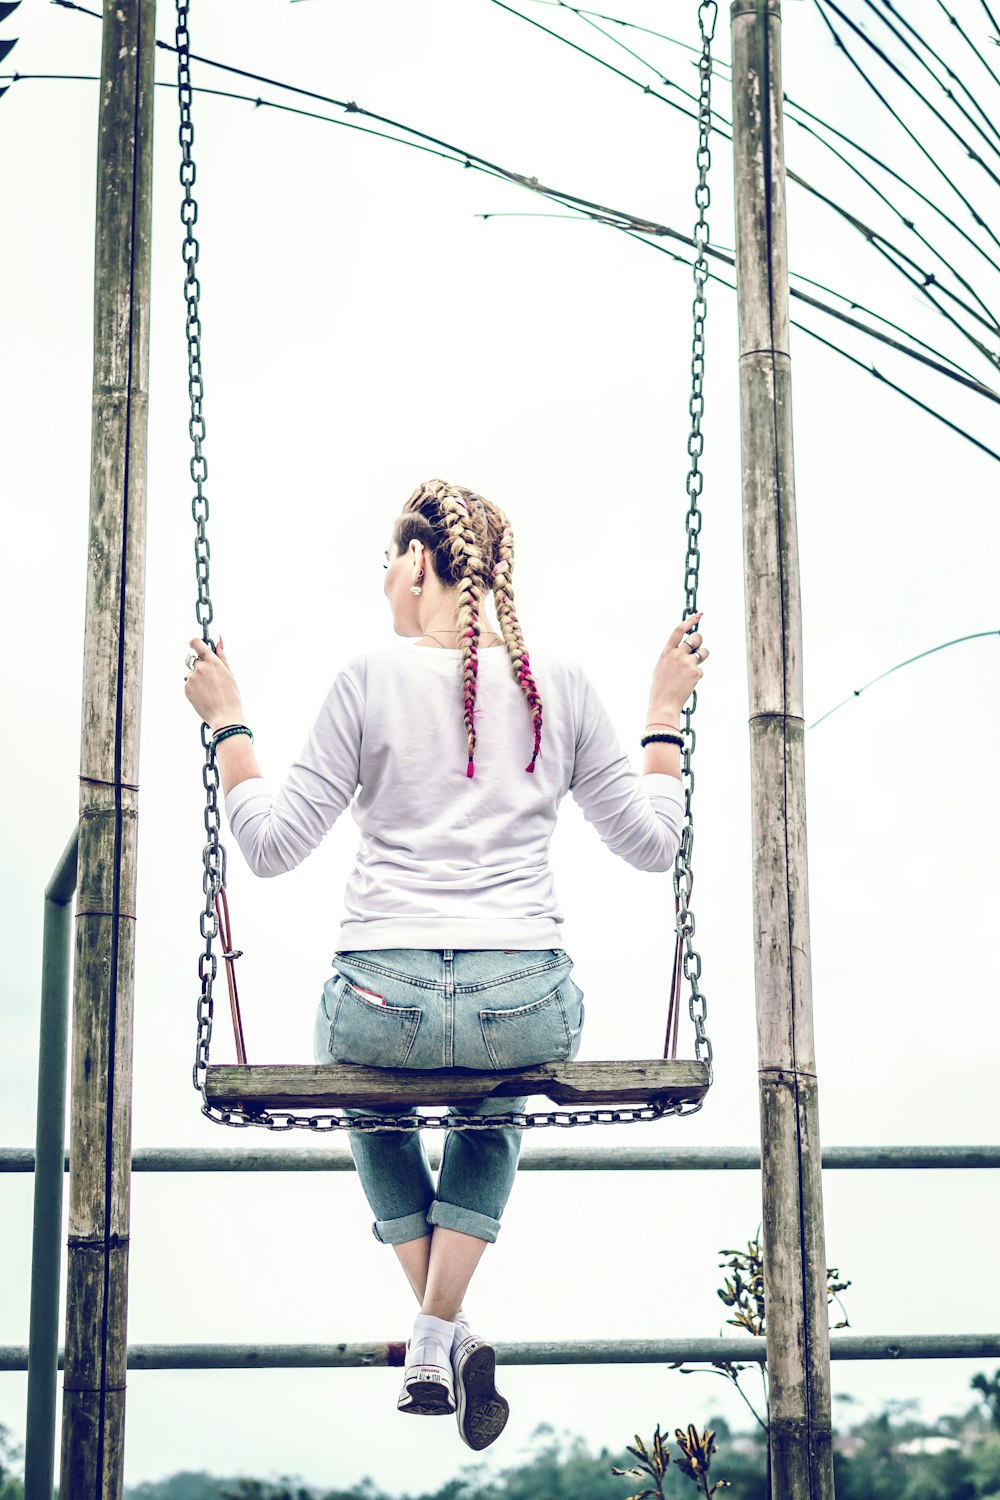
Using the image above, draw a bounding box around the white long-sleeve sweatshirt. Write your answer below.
[225,641,685,950]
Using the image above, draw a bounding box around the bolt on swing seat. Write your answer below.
[177,2,717,1132]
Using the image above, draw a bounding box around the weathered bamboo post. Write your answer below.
[729,3,835,1496]
[60,4,156,1497]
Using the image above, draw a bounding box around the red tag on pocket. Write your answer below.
[353,984,386,1005]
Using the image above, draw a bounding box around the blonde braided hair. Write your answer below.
[393,479,543,777]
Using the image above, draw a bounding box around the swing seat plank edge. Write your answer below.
[204,1060,710,1111]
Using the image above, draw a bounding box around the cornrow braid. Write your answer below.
[491,517,544,772]
[394,479,543,776]
[439,489,489,777]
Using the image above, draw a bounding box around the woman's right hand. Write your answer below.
[647,612,709,718]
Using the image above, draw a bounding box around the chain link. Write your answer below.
[178,1,223,1105]
[180,0,714,1131]
[673,0,717,1086]
[199,1099,691,1132]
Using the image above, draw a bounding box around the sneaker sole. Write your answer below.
[398,1377,456,1416]
[455,1344,509,1450]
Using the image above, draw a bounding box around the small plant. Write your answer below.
[612,1424,730,1498]
[617,1230,852,1497]
[674,1424,731,1496]
[674,1230,852,1434]
[612,1425,671,1500]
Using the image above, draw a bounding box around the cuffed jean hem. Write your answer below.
[427,1199,501,1243]
[371,1208,433,1245]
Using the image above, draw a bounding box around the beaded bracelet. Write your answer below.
[210,724,254,750]
[640,732,684,749]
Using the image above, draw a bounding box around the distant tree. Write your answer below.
[0,1425,24,1500]
[899,1447,977,1500]
[971,1369,1000,1430]
[970,1435,1000,1494]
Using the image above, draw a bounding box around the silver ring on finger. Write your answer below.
[693,648,704,663]
[185,651,200,671]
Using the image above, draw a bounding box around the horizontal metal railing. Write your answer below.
[2,1334,999,1372]
[4,1144,1000,1174]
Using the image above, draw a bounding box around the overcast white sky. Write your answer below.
[2,0,999,1492]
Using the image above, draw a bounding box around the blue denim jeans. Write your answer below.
[311,948,585,1245]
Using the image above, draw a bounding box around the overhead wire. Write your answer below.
[783,169,1000,370]
[7,62,995,412]
[487,0,1000,366]
[534,0,1000,288]
[782,95,1000,310]
[51,0,1000,366]
[37,3,992,379]
[808,630,1000,729]
[522,0,730,64]
[813,0,1000,251]
[938,0,1000,97]
[863,0,1000,163]
[20,1,997,451]
[872,0,1000,155]
[477,208,997,399]
[616,223,1000,462]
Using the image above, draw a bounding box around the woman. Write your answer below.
[183,478,709,1452]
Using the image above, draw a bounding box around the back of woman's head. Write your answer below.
[392,479,542,779]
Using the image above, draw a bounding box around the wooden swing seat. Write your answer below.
[204,1059,710,1112]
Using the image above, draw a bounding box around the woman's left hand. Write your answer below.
[183,636,245,731]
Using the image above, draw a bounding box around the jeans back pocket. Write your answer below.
[479,981,583,1070]
[321,977,423,1068]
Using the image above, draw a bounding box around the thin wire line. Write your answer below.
[831,0,1000,190]
[8,67,999,420]
[614,224,1000,459]
[533,0,1000,287]
[808,630,1000,728]
[1,71,481,166]
[790,315,1000,462]
[479,208,997,397]
[783,96,1000,328]
[813,0,1000,251]
[485,209,989,385]
[52,0,1000,364]
[522,0,734,67]
[939,0,1000,97]
[784,165,1000,370]
[872,0,1000,154]
[863,0,1000,163]
[483,0,1000,364]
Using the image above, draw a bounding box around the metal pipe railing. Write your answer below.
[3,1333,999,1372]
[4,1143,999,1174]
[24,829,78,1500]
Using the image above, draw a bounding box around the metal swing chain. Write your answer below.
[672,0,717,1089]
[179,1,711,1132]
[177,0,226,1114]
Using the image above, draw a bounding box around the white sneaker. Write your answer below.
[452,1332,509,1450]
[397,1339,456,1416]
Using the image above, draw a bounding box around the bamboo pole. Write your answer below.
[60,5,156,1498]
[729,3,834,1497]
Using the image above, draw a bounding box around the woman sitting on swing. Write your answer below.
[183,478,708,1451]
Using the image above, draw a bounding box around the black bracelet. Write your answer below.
[640,732,684,749]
